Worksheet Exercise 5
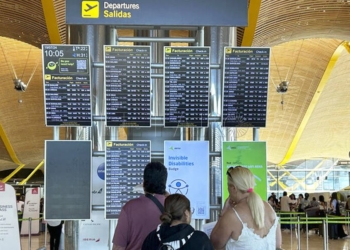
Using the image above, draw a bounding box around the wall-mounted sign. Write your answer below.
[105,141,151,219]
[42,45,92,127]
[104,46,151,127]
[66,0,248,27]
[222,47,270,128]
[164,141,210,219]
[222,141,267,203]
[164,46,210,127]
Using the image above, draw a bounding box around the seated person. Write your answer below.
[142,194,213,250]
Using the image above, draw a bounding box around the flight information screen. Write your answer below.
[105,46,151,127]
[42,45,91,126]
[164,46,210,127]
[105,140,151,219]
[222,47,270,128]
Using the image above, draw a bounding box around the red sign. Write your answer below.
[0,182,5,192]
[32,187,38,194]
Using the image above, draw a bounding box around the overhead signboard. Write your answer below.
[66,0,248,27]
[104,46,151,127]
[164,46,210,127]
[222,47,270,128]
[105,140,151,219]
[42,45,92,127]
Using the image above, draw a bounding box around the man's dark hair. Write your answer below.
[283,191,287,196]
[143,162,168,194]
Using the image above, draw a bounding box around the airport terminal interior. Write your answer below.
[2,0,350,249]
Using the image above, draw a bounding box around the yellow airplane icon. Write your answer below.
[82,1,99,18]
[85,4,97,12]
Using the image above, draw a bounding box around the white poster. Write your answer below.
[21,187,40,235]
[78,211,109,250]
[0,182,21,250]
[164,141,210,219]
[92,157,105,206]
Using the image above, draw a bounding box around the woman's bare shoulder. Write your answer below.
[263,201,276,218]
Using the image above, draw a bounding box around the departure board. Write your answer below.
[222,47,270,127]
[105,140,151,219]
[164,47,210,127]
[42,45,91,126]
[105,46,151,127]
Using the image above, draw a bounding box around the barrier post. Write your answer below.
[347,211,350,235]
[325,216,329,246]
[297,216,301,250]
[28,217,32,250]
[45,222,48,248]
[306,213,308,250]
[322,219,327,250]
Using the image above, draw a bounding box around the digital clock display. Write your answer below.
[42,44,92,127]
[44,50,64,57]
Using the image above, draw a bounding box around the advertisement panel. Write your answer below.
[21,187,40,235]
[79,211,109,250]
[0,182,21,250]
[164,141,209,219]
[222,141,267,204]
[92,157,105,206]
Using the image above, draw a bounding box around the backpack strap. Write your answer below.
[145,193,164,213]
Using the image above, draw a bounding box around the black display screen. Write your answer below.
[42,45,92,127]
[164,47,210,127]
[45,140,91,220]
[222,47,270,128]
[105,140,151,219]
[105,46,151,127]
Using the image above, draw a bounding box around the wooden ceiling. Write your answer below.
[1,0,350,176]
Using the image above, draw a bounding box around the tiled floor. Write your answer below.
[281,229,350,250]
[19,229,350,250]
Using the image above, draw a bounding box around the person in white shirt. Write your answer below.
[46,220,63,250]
[16,196,24,212]
[280,191,292,231]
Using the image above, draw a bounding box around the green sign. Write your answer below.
[222,141,267,205]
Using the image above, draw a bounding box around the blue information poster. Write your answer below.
[164,141,209,219]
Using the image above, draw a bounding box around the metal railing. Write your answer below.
[277,211,350,250]
[18,214,47,250]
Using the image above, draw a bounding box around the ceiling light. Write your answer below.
[276,81,289,93]
[13,78,27,92]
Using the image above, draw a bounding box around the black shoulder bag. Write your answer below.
[145,193,164,213]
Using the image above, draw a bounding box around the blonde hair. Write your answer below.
[227,166,265,229]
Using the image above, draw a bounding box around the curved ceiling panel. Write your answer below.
[293,46,350,161]
[0,1,50,47]
[0,37,56,171]
[255,1,350,47]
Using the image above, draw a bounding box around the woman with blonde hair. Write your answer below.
[210,166,282,250]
